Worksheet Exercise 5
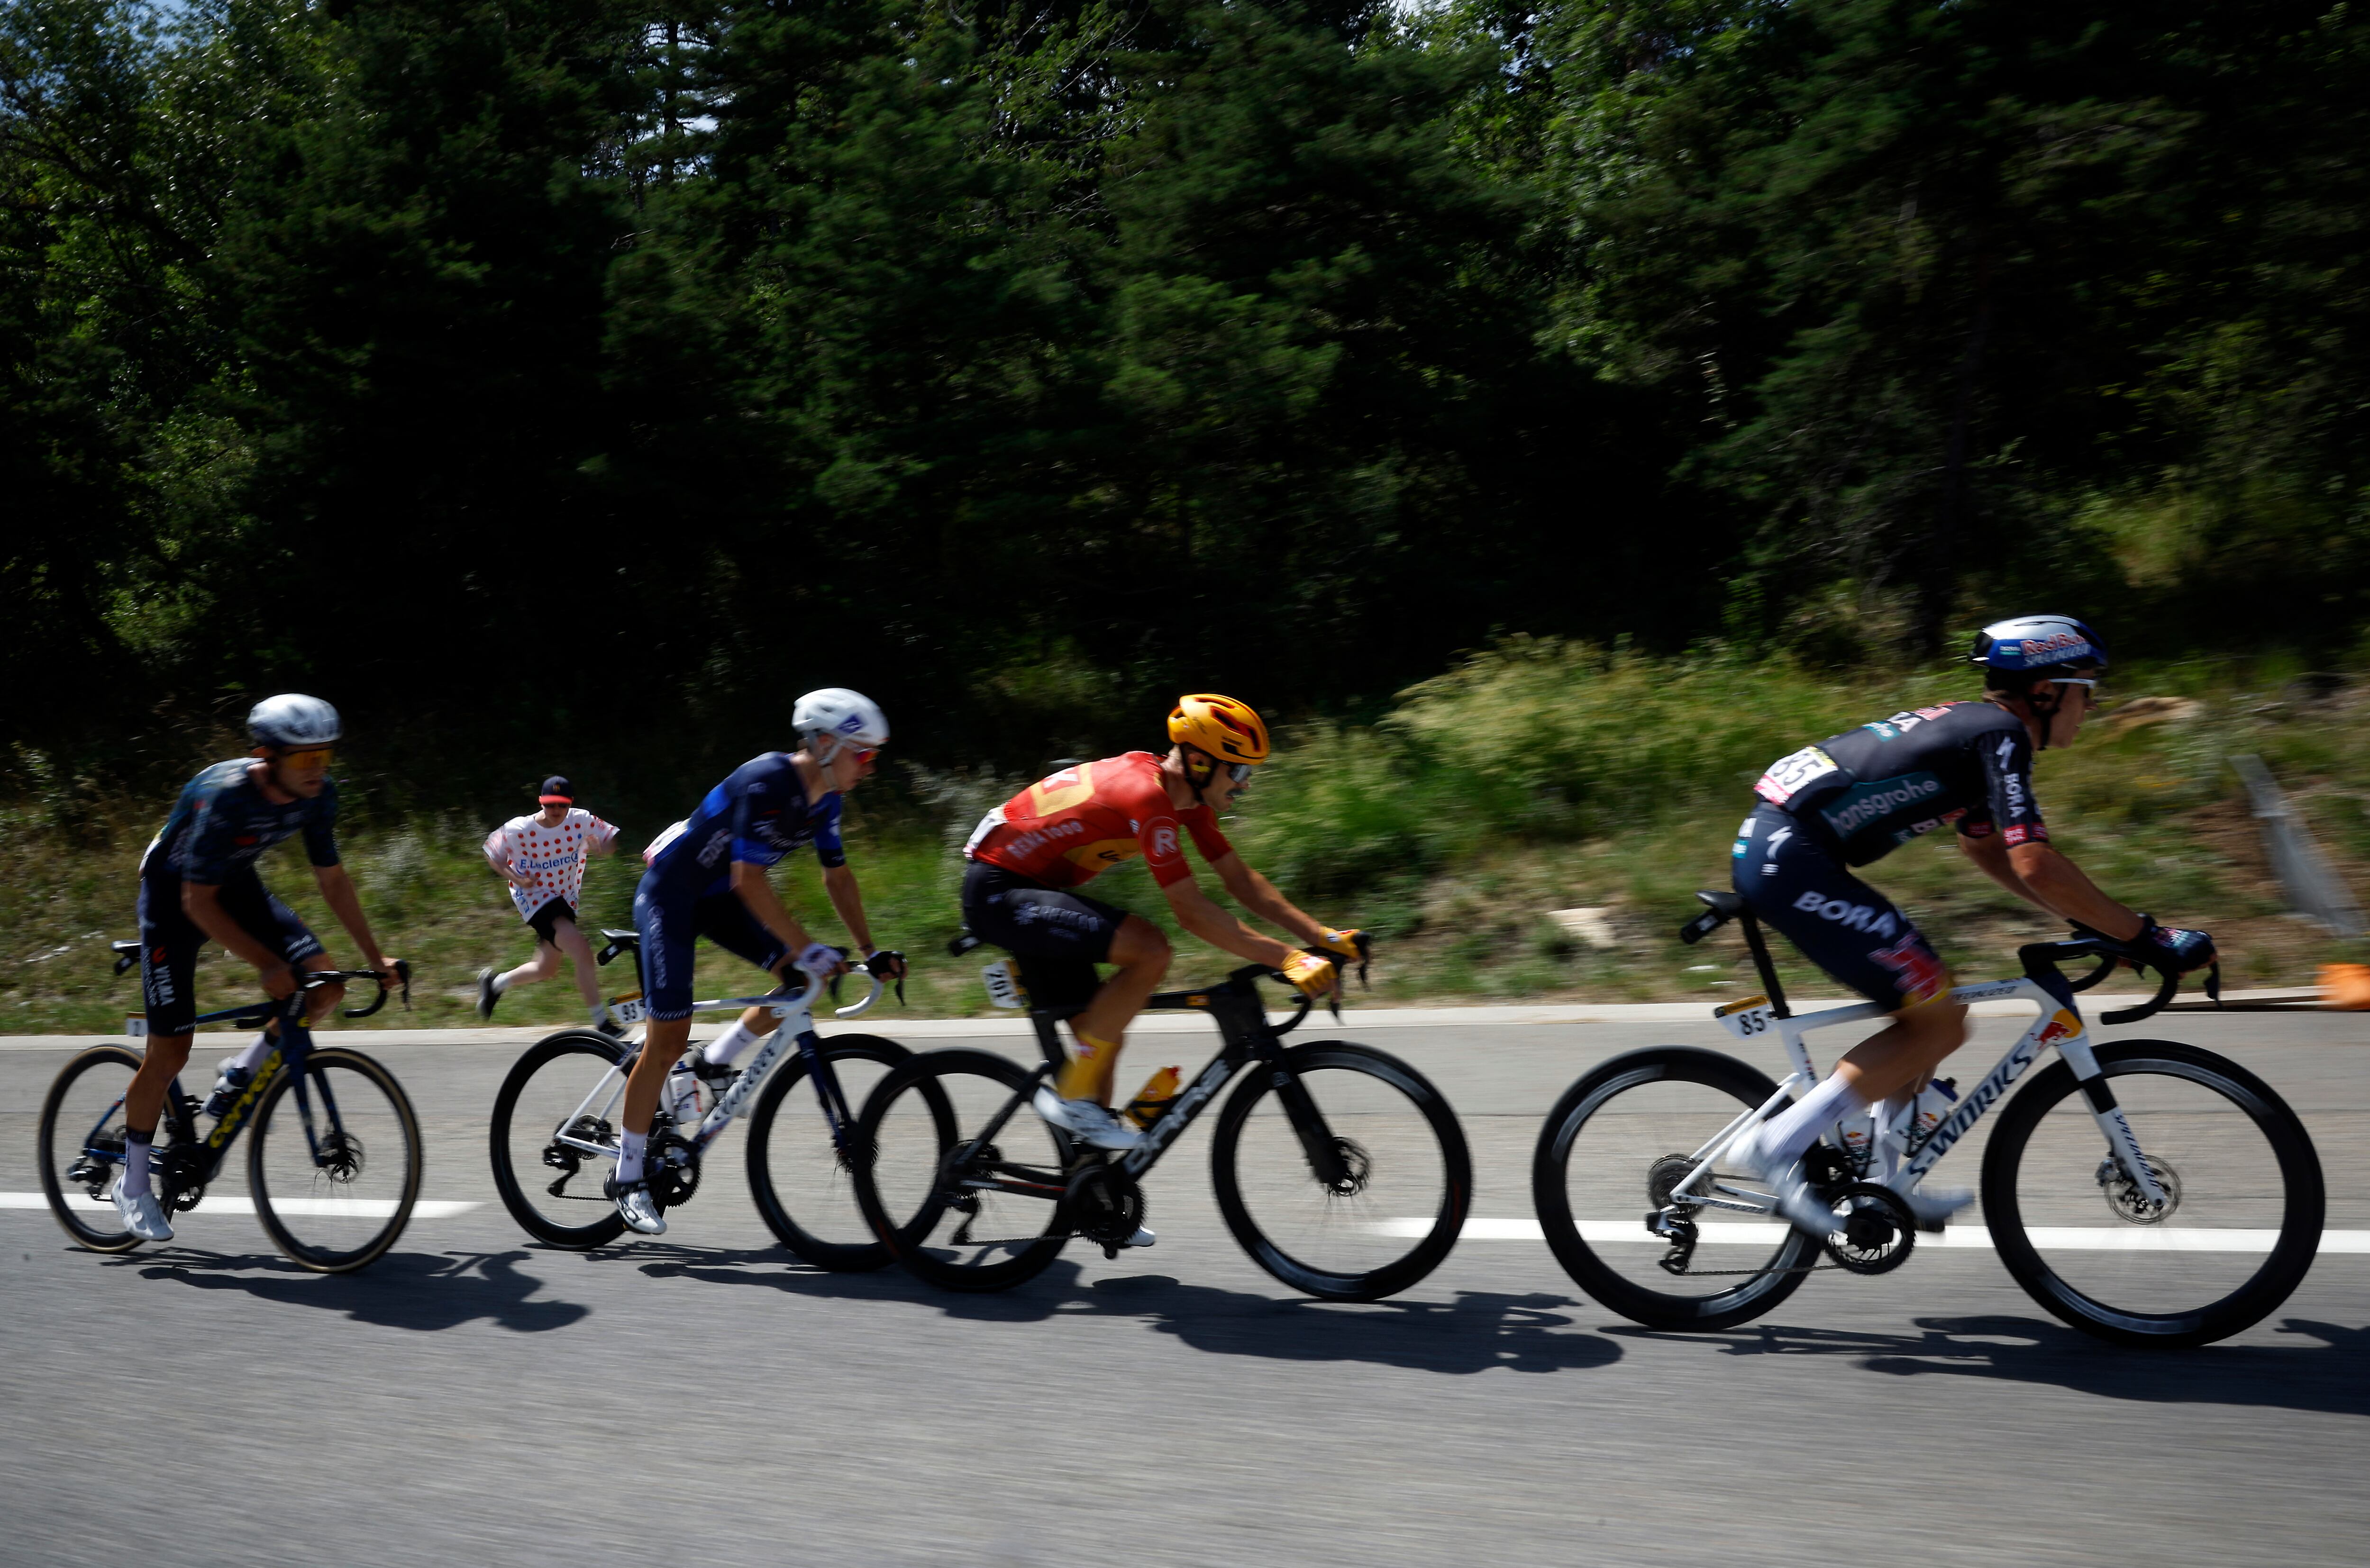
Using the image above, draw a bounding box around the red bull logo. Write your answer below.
[1873,935,1950,1007]
[2036,1009,2081,1045]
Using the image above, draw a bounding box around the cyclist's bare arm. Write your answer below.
[1959,832,2144,940]
[313,863,398,974]
[819,863,888,963]
[1207,852,1329,948]
[483,840,534,892]
[182,881,297,996]
[729,859,825,968]
[1159,873,1298,969]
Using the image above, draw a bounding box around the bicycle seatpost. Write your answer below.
[1736,907,1793,1019]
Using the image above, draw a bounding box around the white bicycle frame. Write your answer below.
[1668,974,2168,1218]
[548,969,885,1169]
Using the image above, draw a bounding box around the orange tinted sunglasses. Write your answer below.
[277,747,334,769]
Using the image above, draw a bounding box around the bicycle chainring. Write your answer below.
[1062,1162,1143,1248]
[648,1132,701,1208]
[1821,1182,1916,1276]
[2097,1152,2181,1224]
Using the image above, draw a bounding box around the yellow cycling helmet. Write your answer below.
[1167,694,1270,765]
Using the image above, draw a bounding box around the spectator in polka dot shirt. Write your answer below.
[477,776,621,1031]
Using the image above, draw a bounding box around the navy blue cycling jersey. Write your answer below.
[644,752,845,897]
[139,759,342,886]
[1750,700,2044,866]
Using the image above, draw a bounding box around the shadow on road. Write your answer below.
[615,1242,1623,1375]
[105,1246,590,1332]
[1609,1314,2370,1416]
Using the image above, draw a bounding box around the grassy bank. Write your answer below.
[7,643,2368,1034]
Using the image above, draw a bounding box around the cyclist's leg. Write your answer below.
[127,875,201,1135]
[620,877,701,1152]
[690,893,796,1063]
[545,909,607,1015]
[498,898,572,994]
[1733,807,1969,1160]
[961,864,1149,1103]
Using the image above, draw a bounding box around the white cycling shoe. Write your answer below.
[1727,1124,1842,1239]
[1122,1225,1156,1249]
[1032,1087,1144,1151]
[111,1175,174,1242]
[613,1181,667,1236]
[1904,1185,1975,1233]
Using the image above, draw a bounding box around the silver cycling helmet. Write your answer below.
[792,688,889,760]
[247,693,342,749]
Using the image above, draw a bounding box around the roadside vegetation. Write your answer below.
[9,643,2366,1034]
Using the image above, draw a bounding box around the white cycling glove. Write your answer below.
[793,942,842,981]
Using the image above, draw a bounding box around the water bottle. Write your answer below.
[1122,1066,1182,1129]
[1891,1078,1959,1144]
[667,1061,708,1128]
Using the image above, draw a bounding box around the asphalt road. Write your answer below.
[4,1007,2366,1567]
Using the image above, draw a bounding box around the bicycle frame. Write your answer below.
[1669,959,2169,1224]
[543,970,884,1173]
[954,965,1328,1201]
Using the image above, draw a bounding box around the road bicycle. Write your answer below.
[487,930,930,1264]
[1532,891,2324,1347]
[851,948,1471,1301]
[37,946,422,1273]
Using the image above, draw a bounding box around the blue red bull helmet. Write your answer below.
[1968,615,2107,679]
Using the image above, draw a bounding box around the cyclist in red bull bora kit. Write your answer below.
[1724,616,2217,1236]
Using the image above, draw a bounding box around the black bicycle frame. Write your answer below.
[957,963,1335,1203]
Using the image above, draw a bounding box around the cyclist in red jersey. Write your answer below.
[962,695,1364,1159]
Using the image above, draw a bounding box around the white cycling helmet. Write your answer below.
[792,688,889,760]
[247,693,342,749]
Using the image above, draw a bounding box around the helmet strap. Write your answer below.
[2024,680,2067,752]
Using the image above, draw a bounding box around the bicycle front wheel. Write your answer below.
[36,1044,146,1253]
[1211,1042,1472,1301]
[488,1029,631,1249]
[748,1033,944,1271]
[1983,1039,2324,1347]
[248,1048,423,1273]
[854,1049,1071,1292]
[1532,1046,1817,1331]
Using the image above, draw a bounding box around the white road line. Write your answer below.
[1377,1217,2370,1252]
[1,1193,480,1219]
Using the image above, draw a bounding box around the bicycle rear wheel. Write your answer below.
[1211,1042,1471,1301]
[488,1030,631,1249]
[1532,1046,1817,1331]
[854,1049,1072,1292]
[248,1047,423,1273]
[36,1044,146,1253]
[1983,1039,2324,1347]
[748,1034,948,1271]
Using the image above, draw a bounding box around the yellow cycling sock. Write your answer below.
[1058,1029,1120,1101]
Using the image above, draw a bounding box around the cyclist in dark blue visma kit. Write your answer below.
[609,688,907,1236]
[1725,616,2218,1237]
[115,695,402,1242]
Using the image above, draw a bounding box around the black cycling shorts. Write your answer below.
[1731,805,1951,1012]
[960,861,1129,1009]
[136,870,327,1037]
[525,897,578,946]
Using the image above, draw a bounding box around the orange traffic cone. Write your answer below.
[2319,963,2370,1010]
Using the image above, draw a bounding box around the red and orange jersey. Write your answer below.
[965,752,1233,890]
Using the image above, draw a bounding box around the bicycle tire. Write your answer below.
[248,1047,423,1274]
[1982,1039,2324,1348]
[1209,1042,1472,1301]
[853,1048,1072,1293]
[747,1033,947,1271]
[36,1044,147,1253]
[1532,1046,1818,1331]
[488,1029,632,1249]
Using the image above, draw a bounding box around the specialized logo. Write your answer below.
[1791,889,1899,939]
[1909,1031,2041,1177]
[1817,773,1943,837]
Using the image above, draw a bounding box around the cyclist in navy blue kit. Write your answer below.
[609,688,908,1235]
[114,695,403,1242]
[1724,616,2218,1237]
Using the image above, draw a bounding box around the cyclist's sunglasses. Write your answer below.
[845,746,881,766]
[1224,762,1254,785]
[275,746,334,769]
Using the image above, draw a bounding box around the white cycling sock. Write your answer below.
[123,1129,153,1190]
[618,1130,647,1185]
[1764,1070,1868,1164]
[230,1033,273,1073]
[589,1003,612,1028]
[702,1020,760,1068]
